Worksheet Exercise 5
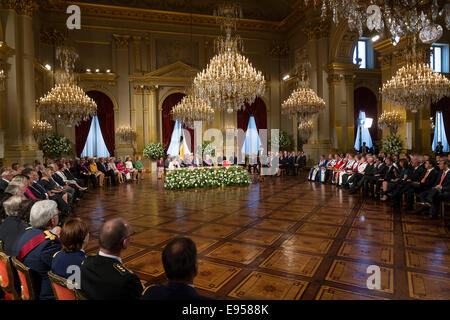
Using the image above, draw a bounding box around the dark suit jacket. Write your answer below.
[433,170,450,192]
[27,182,48,200]
[363,163,375,176]
[97,162,108,174]
[141,282,212,301]
[0,179,9,193]
[421,168,439,190]
[63,169,76,181]
[81,254,143,300]
[0,216,29,256]
[382,166,398,182]
[408,166,426,182]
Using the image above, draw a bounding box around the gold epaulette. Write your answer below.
[53,250,62,259]
[113,263,132,275]
[25,226,32,230]
[44,230,56,241]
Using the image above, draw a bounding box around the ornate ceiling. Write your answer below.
[73,0,300,22]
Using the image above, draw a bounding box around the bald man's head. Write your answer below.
[99,218,130,254]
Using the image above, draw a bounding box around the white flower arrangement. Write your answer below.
[164,167,251,190]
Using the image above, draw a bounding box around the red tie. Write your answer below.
[438,171,447,187]
[421,170,430,183]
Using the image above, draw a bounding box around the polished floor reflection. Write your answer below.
[76,173,450,300]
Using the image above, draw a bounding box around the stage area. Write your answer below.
[76,174,450,300]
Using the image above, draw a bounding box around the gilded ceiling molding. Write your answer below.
[113,34,130,49]
[41,2,281,34]
[302,19,331,41]
[78,72,118,86]
[0,0,38,16]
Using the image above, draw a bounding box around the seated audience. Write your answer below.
[80,218,143,299]
[1,182,26,221]
[97,157,117,186]
[125,157,139,181]
[15,200,62,300]
[89,159,105,187]
[141,237,211,300]
[308,155,327,182]
[78,158,98,188]
[0,197,36,256]
[51,217,89,279]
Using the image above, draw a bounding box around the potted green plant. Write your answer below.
[40,133,73,159]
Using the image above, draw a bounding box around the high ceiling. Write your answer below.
[73,0,300,22]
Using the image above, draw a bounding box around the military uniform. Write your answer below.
[80,253,143,300]
[15,227,62,300]
[51,250,86,279]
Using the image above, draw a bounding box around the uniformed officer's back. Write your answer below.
[81,254,142,300]
[80,217,143,300]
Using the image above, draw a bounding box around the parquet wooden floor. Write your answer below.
[75,173,450,300]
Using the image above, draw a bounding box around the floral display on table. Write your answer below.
[116,126,137,142]
[143,142,166,160]
[32,120,53,143]
[41,133,73,159]
[382,134,403,154]
[378,110,403,135]
[164,167,251,190]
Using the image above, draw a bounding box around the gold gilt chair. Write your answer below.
[11,257,37,300]
[0,241,20,300]
[48,271,76,300]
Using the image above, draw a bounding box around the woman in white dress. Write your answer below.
[125,156,138,181]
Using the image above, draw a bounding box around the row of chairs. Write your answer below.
[0,241,85,300]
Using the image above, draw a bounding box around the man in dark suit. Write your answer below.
[349,155,375,194]
[141,237,211,300]
[0,196,31,256]
[0,169,13,192]
[364,156,386,198]
[80,218,143,300]
[408,159,439,211]
[97,157,117,185]
[419,160,450,219]
[78,158,97,188]
[390,157,425,208]
[15,200,62,300]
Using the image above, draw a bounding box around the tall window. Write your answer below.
[81,116,110,158]
[353,38,375,69]
[432,111,449,152]
[430,43,449,73]
[353,40,367,68]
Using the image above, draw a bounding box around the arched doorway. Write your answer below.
[237,97,267,152]
[162,92,194,152]
[354,87,378,143]
[75,91,115,157]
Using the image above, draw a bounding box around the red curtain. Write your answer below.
[237,98,267,150]
[75,91,115,157]
[431,96,450,143]
[75,118,92,157]
[162,93,194,152]
[237,98,267,131]
[354,87,378,142]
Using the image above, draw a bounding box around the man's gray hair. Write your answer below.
[4,182,24,195]
[3,196,23,217]
[30,200,58,229]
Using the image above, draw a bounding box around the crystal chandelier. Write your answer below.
[381,39,450,113]
[171,94,214,129]
[38,46,97,127]
[309,0,450,45]
[282,63,326,122]
[116,126,137,142]
[193,3,265,113]
[298,120,314,139]
[32,120,53,142]
[378,110,403,135]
